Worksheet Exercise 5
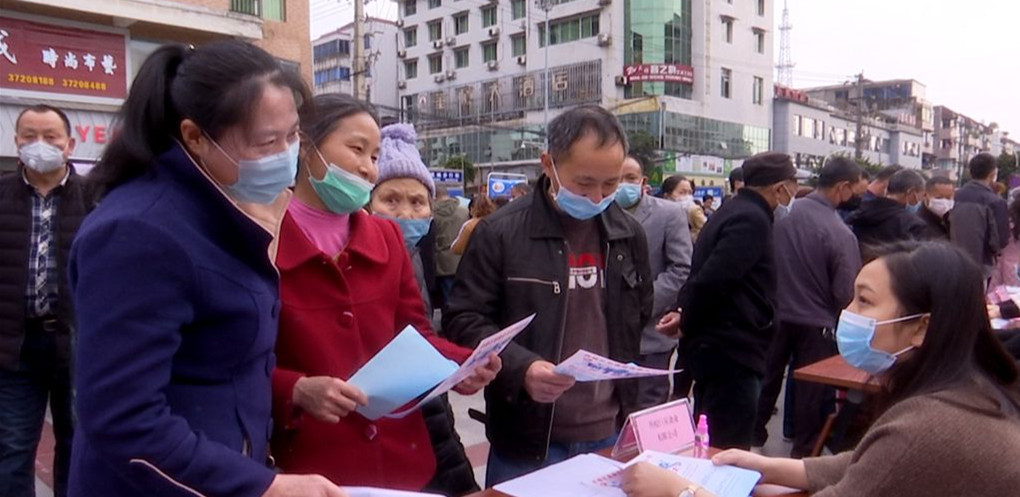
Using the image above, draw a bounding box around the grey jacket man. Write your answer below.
[627,194,693,354]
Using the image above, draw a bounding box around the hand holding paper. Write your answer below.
[524,360,577,403]
[452,353,502,395]
[292,376,368,423]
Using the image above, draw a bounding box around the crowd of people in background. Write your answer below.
[2,40,1019,497]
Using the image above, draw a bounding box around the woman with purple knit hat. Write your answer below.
[370,123,438,314]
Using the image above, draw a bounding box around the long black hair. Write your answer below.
[91,41,310,192]
[875,241,1019,408]
[659,175,691,198]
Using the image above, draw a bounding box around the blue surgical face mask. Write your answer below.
[208,135,299,204]
[549,160,618,220]
[835,309,925,374]
[906,201,922,214]
[378,214,432,248]
[615,182,643,209]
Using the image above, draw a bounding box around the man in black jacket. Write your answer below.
[918,175,954,241]
[847,168,928,255]
[951,153,1009,278]
[444,106,653,485]
[1,105,99,497]
[669,151,800,450]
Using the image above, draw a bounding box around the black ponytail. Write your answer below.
[91,41,310,194]
[90,45,187,191]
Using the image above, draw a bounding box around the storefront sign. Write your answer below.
[0,16,128,99]
[623,64,695,84]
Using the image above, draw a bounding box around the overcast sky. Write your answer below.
[309,0,1020,137]
[776,0,1019,136]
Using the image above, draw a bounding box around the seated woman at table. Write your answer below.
[270,93,501,492]
[621,241,1020,497]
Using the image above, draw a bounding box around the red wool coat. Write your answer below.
[271,211,471,489]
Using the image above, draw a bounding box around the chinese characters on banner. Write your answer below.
[409,59,603,124]
[0,16,127,99]
[623,64,695,84]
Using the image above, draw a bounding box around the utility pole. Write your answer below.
[352,0,365,100]
[854,72,865,160]
[536,0,551,146]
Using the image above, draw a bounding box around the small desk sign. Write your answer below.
[612,398,697,459]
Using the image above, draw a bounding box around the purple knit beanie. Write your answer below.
[376,123,435,198]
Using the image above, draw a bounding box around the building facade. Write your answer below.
[395,0,774,189]
[312,17,401,115]
[805,79,935,168]
[1,0,311,171]
[773,86,923,170]
[932,105,997,180]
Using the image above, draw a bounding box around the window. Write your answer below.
[482,6,497,27]
[313,39,351,61]
[511,34,527,56]
[428,0,441,9]
[404,59,418,79]
[454,47,469,68]
[428,21,442,41]
[752,76,764,105]
[539,13,600,47]
[259,0,285,20]
[512,0,526,20]
[720,68,731,98]
[482,42,497,62]
[454,13,469,34]
[429,54,443,74]
[758,0,765,16]
[313,66,351,86]
[723,19,733,43]
[364,35,372,50]
[404,0,417,16]
[753,29,765,54]
[404,27,418,47]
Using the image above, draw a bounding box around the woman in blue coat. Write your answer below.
[68,42,345,497]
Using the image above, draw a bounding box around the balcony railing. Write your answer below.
[230,0,260,16]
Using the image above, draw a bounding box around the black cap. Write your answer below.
[742,152,796,187]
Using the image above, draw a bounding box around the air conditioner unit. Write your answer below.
[397,80,407,89]
[446,36,457,46]
[599,0,612,5]
[487,60,499,70]
[432,40,444,49]
[597,33,612,47]
[614,75,629,87]
[445,70,457,80]
[516,55,527,65]
[434,74,445,83]
[396,19,405,27]
[488,27,501,37]
[397,49,407,58]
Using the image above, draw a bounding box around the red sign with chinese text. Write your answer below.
[623,64,695,84]
[0,17,127,99]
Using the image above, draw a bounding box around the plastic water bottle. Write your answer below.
[694,414,710,458]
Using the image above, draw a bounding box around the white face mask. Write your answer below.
[19,140,67,174]
[676,194,695,209]
[927,198,954,217]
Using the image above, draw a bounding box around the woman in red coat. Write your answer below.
[271,94,501,490]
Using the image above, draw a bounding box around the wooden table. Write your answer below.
[466,447,808,497]
[792,355,881,394]
[793,355,881,456]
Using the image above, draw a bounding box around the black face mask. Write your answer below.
[838,194,862,211]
